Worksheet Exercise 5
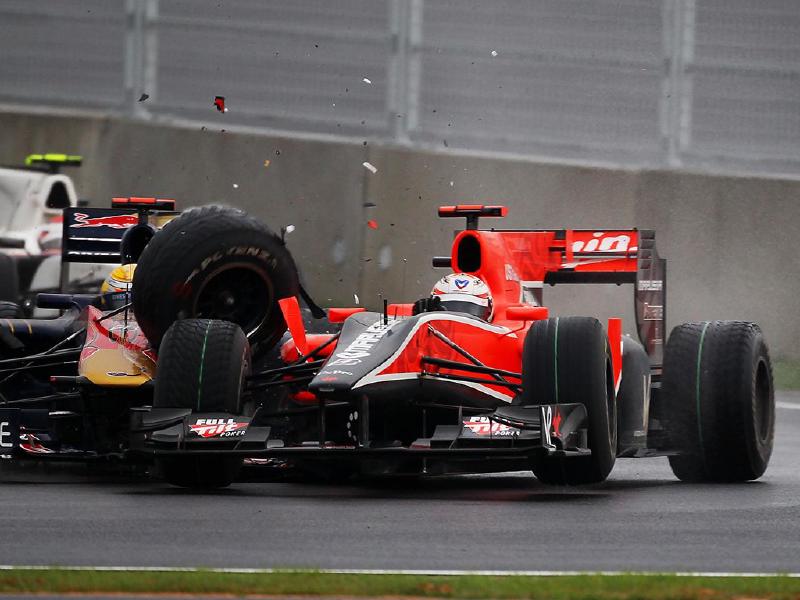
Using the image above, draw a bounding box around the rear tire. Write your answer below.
[154,319,250,488]
[133,205,300,352]
[662,321,774,482]
[523,317,617,485]
[616,336,651,456]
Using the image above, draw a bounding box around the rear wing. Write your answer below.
[62,207,140,264]
[438,206,666,367]
[61,200,178,264]
[60,198,179,289]
[23,153,82,173]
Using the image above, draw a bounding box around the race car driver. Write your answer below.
[412,273,493,320]
[99,263,136,310]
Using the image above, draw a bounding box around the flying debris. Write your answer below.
[491,50,498,57]
[213,96,226,112]
[362,77,372,84]
[138,93,149,102]
[367,220,379,230]
[280,224,295,243]
[363,162,377,174]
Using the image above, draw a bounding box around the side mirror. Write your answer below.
[77,199,90,207]
[505,306,549,321]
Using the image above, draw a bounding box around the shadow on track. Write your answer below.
[122,469,684,504]
[1,458,696,504]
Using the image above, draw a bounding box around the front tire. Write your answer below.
[662,321,774,482]
[154,319,250,488]
[523,317,617,485]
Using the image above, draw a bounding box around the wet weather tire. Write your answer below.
[523,317,617,485]
[133,205,300,352]
[616,336,650,455]
[154,319,250,488]
[662,321,774,482]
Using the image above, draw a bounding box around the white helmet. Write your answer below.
[431,273,493,320]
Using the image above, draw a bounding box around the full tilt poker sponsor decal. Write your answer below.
[327,321,392,366]
[189,418,248,438]
[462,416,517,437]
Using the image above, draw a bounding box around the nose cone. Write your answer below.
[309,312,413,396]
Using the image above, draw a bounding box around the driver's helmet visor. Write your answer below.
[99,291,131,311]
[437,294,491,320]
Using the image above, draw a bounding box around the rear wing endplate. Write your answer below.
[633,230,666,368]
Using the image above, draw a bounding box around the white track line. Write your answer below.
[0,566,798,577]
[777,401,800,410]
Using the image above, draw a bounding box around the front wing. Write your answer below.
[128,402,590,462]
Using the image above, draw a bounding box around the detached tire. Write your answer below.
[523,317,617,485]
[662,321,774,482]
[133,205,300,351]
[0,254,19,303]
[154,319,250,488]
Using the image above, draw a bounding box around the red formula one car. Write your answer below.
[120,204,774,488]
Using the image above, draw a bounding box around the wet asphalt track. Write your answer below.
[0,393,799,574]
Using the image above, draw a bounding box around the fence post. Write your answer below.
[123,0,141,116]
[124,0,158,119]
[141,0,159,116]
[661,0,695,168]
[387,0,423,144]
[677,0,696,162]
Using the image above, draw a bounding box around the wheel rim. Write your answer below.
[754,357,771,442]
[192,263,274,337]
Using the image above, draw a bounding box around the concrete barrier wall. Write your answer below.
[2,110,799,358]
[0,111,369,305]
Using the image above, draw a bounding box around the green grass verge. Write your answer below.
[0,569,799,599]
[774,359,800,391]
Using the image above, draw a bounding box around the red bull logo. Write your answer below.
[70,213,138,230]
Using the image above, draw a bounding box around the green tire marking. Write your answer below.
[196,321,213,411]
[695,322,711,470]
[553,317,560,404]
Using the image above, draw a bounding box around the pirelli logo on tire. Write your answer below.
[186,247,275,282]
